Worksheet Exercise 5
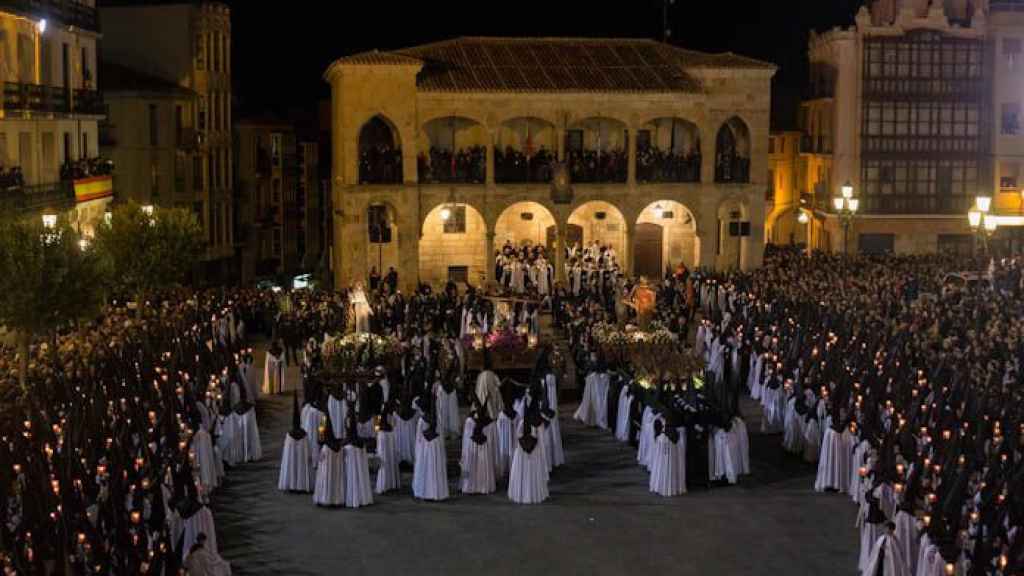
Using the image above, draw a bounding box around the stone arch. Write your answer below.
[714,116,751,184]
[365,200,401,280]
[715,196,750,270]
[418,202,488,288]
[418,116,488,183]
[635,200,701,276]
[494,201,558,255]
[565,116,628,183]
[358,114,403,184]
[495,116,558,183]
[766,205,809,246]
[636,117,702,183]
[567,200,627,265]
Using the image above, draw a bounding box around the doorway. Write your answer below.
[634,222,664,280]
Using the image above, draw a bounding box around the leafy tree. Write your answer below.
[93,202,205,299]
[0,213,106,386]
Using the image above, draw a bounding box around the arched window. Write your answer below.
[358,115,402,184]
[715,117,751,184]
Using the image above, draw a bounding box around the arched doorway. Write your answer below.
[366,202,400,281]
[568,200,626,265]
[714,117,751,184]
[358,115,402,184]
[494,201,557,254]
[418,202,487,287]
[716,198,747,270]
[635,200,699,278]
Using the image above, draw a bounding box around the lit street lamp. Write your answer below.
[968,195,997,256]
[833,181,858,255]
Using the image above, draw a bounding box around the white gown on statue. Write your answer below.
[460,420,497,494]
[192,428,220,492]
[277,433,313,492]
[313,444,345,507]
[239,408,261,463]
[395,413,419,464]
[574,372,609,429]
[495,411,517,480]
[814,426,852,492]
[375,429,400,494]
[507,424,549,505]
[263,352,285,395]
[412,422,449,501]
[351,288,371,333]
[343,444,374,508]
[614,386,632,442]
[648,430,687,497]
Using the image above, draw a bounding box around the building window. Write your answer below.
[195,34,206,71]
[448,266,469,284]
[1003,103,1020,135]
[1001,175,1018,190]
[443,205,466,234]
[149,104,159,146]
[80,47,91,88]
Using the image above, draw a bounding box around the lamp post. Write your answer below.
[797,209,810,252]
[968,195,997,256]
[832,181,859,255]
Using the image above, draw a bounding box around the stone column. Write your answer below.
[485,230,496,288]
[627,124,637,186]
[556,128,566,161]
[486,129,495,186]
[624,220,635,277]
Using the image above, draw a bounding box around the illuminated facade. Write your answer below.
[0,0,111,233]
[325,37,775,291]
[800,0,1024,254]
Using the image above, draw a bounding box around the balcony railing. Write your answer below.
[60,157,114,181]
[858,194,974,215]
[714,153,751,184]
[0,181,75,214]
[358,147,402,184]
[417,146,485,184]
[0,0,99,31]
[799,133,832,155]
[567,149,627,184]
[636,147,701,183]
[495,148,555,184]
[3,83,104,116]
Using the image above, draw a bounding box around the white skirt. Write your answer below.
[814,427,851,492]
[438,388,461,437]
[782,399,805,454]
[395,414,419,465]
[507,432,549,504]
[545,413,565,468]
[327,395,347,439]
[277,434,313,493]
[460,435,497,495]
[375,430,401,494]
[239,408,262,463]
[495,413,517,481]
[637,408,655,469]
[192,428,220,492]
[761,387,784,431]
[573,376,609,429]
[181,505,219,561]
[217,414,243,467]
[648,432,687,497]
[709,429,739,484]
[313,445,345,507]
[343,445,374,508]
[732,418,750,475]
[803,419,821,463]
[614,387,631,442]
[413,426,449,501]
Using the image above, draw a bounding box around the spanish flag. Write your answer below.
[74,176,113,203]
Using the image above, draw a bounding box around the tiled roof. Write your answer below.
[327,37,775,93]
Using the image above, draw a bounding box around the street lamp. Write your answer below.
[976,195,992,214]
[968,200,998,256]
[797,211,809,224]
[141,205,155,217]
[833,181,859,255]
[42,214,57,229]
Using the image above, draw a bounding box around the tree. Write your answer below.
[0,213,106,386]
[93,202,205,299]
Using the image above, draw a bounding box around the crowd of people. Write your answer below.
[60,157,115,182]
[358,145,403,184]
[636,146,702,183]
[0,286,342,575]
[417,146,486,184]
[694,246,1024,575]
[566,149,628,183]
[495,241,554,298]
[493,147,556,183]
[0,166,25,189]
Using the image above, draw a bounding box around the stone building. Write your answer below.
[100,1,235,279]
[324,37,775,292]
[0,0,111,233]
[797,0,1024,255]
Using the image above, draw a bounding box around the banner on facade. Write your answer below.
[74,176,114,203]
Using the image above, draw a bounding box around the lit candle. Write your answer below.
[130,510,142,524]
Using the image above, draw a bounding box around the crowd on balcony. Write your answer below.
[359,145,403,184]
[494,146,556,183]
[0,166,25,189]
[567,149,628,184]
[60,157,114,181]
[636,146,702,183]
[417,146,486,184]
[714,152,751,184]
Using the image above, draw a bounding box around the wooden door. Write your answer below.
[634,222,663,280]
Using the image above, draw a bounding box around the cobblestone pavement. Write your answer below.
[211,358,859,576]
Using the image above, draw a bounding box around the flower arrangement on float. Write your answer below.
[321,332,402,378]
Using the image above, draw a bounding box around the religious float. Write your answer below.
[320,332,402,391]
[463,294,541,372]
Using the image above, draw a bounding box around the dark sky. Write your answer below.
[225,0,864,128]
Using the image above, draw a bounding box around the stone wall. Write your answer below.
[418,204,488,287]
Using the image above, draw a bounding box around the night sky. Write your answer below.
[137,0,866,128]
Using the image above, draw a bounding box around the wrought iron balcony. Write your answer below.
[0,181,75,215]
[636,147,701,183]
[0,0,99,31]
[417,146,486,184]
[72,89,105,115]
[3,83,104,116]
[358,147,403,184]
[566,149,627,184]
[494,147,555,184]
